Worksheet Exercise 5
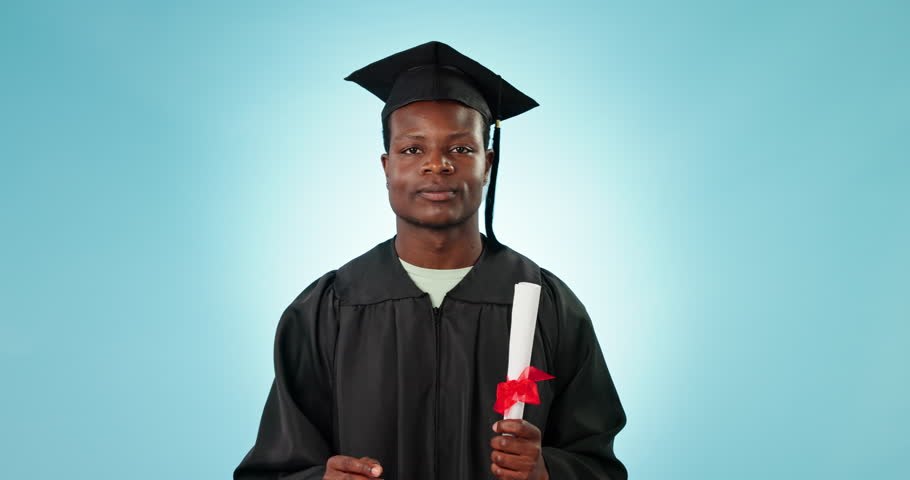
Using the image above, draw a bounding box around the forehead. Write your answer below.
[387,100,484,134]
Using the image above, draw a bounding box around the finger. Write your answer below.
[327,455,383,478]
[359,457,383,473]
[490,461,527,480]
[491,449,536,472]
[490,434,539,456]
[359,457,384,478]
[325,461,380,480]
[494,419,541,441]
[327,473,379,480]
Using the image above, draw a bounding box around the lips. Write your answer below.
[417,185,457,201]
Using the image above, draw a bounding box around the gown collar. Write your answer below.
[335,234,541,306]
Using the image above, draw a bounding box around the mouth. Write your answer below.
[417,186,457,201]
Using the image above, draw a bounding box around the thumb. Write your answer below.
[359,457,383,476]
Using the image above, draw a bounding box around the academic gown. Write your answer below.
[234,237,627,480]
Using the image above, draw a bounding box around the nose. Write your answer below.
[421,149,454,175]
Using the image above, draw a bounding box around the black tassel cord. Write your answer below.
[484,75,503,249]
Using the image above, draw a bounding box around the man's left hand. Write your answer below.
[489,419,549,480]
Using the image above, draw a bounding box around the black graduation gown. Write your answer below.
[234,237,627,479]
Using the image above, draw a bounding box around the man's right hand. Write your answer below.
[324,455,384,480]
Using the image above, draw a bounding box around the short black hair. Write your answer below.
[382,113,492,153]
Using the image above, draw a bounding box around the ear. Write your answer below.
[381,153,390,187]
[483,149,494,185]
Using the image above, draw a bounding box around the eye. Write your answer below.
[401,146,422,155]
[451,146,474,154]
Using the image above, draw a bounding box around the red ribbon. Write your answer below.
[494,366,555,414]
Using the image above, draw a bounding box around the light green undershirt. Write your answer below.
[399,258,473,308]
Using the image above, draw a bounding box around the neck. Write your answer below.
[394,216,484,269]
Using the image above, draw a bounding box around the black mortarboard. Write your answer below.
[345,41,539,248]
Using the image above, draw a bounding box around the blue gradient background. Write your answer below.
[2,1,908,478]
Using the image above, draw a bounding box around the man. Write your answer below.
[234,41,627,480]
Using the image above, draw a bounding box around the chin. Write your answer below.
[409,216,465,230]
[397,210,474,230]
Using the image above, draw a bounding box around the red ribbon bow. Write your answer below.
[494,366,556,415]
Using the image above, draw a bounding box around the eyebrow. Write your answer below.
[394,131,476,141]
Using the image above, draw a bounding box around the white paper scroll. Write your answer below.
[504,282,542,420]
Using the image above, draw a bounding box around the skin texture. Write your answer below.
[324,455,383,480]
[490,420,550,480]
[381,100,493,269]
[323,100,549,480]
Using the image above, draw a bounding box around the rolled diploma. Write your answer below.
[504,282,542,420]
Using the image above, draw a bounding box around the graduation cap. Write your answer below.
[345,41,539,248]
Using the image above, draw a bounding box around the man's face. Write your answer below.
[381,100,493,230]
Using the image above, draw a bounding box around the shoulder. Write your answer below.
[287,237,424,307]
[285,269,338,310]
[539,267,587,314]
[445,241,543,304]
[274,269,342,365]
[335,239,392,282]
[492,243,543,283]
[282,238,399,310]
[495,244,585,312]
[333,238,425,305]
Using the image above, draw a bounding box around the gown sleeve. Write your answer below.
[234,273,339,480]
[539,269,628,480]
